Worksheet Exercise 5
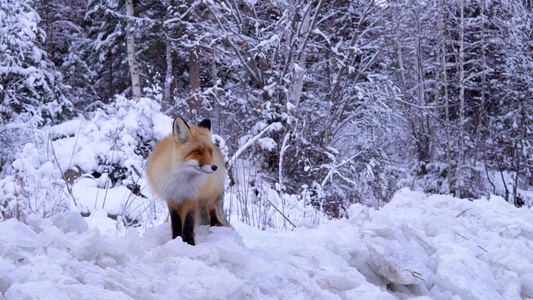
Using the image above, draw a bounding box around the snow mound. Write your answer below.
[1,189,533,299]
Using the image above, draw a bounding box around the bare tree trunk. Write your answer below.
[415,16,430,162]
[513,140,521,203]
[188,46,201,116]
[474,0,486,168]
[438,0,452,189]
[456,0,466,198]
[107,50,113,102]
[288,4,310,110]
[500,169,509,201]
[126,0,141,102]
[164,40,173,107]
[396,39,415,157]
[397,41,408,102]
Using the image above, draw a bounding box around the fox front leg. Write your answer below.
[177,200,197,246]
[168,205,182,240]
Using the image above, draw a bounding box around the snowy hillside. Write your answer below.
[1,189,532,299]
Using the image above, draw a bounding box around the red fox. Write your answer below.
[146,117,230,245]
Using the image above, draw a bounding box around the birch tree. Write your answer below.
[438,0,452,189]
[455,0,465,198]
[126,0,142,102]
[473,0,487,168]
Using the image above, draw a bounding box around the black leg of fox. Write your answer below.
[209,210,223,227]
[169,207,182,240]
[182,208,195,245]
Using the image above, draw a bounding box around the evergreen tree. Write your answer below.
[0,0,67,119]
[36,0,96,109]
[85,0,130,102]
[0,0,69,174]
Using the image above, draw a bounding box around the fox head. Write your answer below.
[173,117,218,175]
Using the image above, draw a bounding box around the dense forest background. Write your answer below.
[1,0,533,221]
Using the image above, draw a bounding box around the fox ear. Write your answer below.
[173,117,191,144]
[198,119,211,131]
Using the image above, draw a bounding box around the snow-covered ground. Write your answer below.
[1,98,532,299]
[2,188,532,299]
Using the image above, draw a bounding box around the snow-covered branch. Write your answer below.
[227,122,283,170]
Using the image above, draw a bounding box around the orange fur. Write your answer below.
[146,117,229,245]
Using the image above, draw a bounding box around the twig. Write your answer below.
[267,199,296,228]
[68,119,83,171]
[48,134,78,207]
[408,270,425,281]
[321,151,363,188]
[411,172,417,191]
[455,208,472,218]
[101,126,120,210]
[454,231,468,240]
[477,245,488,253]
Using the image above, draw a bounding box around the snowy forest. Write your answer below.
[2,0,533,222]
[2,0,533,299]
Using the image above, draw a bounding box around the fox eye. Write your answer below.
[193,150,201,155]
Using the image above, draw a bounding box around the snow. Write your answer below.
[1,189,533,299]
[2,97,533,299]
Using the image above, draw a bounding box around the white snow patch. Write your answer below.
[1,189,533,299]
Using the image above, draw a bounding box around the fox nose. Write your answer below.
[211,165,218,172]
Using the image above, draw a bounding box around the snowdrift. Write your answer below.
[1,189,532,299]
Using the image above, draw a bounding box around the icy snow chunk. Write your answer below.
[344,282,397,300]
[52,211,89,234]
[387,188,427,208]
[498,270,522,300]
[25,214,53,233]
[209,227,248,266]
[59,284,133,300]
[313,269,363,294]
[102,236,126,258]
[69,228,103,261]
[46,247,73,267]
[501,224,521,238]
[0,219,42,249]
[365,234,434,285]
[435,245,503,300]
[521,273,533,298]
[151,238,191,262]
[0,257,16,294]
[487,194,513,209]
[5,281,68,300]
[83,207,123,236]
[490,242,533,275]
[348,203,370,225]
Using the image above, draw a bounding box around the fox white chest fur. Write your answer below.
[158,164,209,204]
